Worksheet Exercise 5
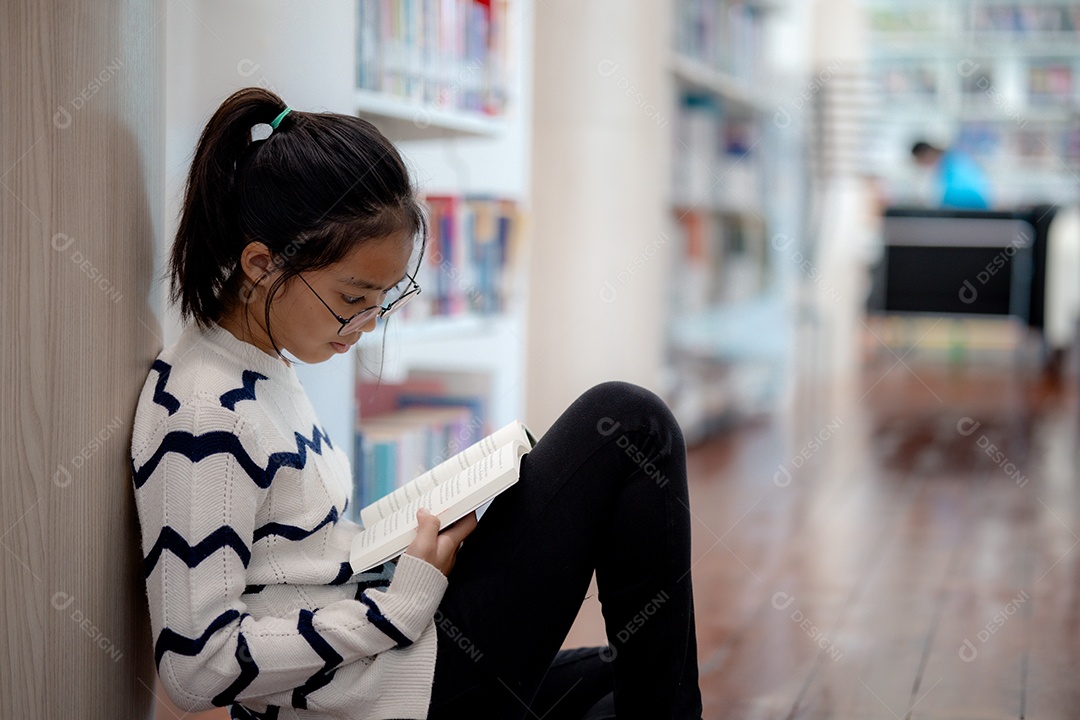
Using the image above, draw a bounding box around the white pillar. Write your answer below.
[526,0,673,431]
[810,0,873,378]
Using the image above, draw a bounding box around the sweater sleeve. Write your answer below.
[132,400,448,712]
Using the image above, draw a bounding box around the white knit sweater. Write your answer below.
[130,320,448,719]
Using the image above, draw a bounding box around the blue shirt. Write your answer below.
[937,150,991,209]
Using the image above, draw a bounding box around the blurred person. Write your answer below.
[911,139,992,209]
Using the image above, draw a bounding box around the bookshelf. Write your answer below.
[353,88,507,141]
[354,194,527,426]
[861,0,1080,207]
[669,53,772,114]
[663,0,791,444]
[347,0,530,515]
[352,0,510,140]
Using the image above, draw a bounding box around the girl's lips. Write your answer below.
[330,341,351,353]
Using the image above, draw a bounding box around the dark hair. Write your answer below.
[168,86,427,362]
[911,140,941,158]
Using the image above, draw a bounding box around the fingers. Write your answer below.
[406,507,441,558]
[439,510,479,546]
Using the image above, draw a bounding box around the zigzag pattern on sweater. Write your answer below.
[142,521,358,584]
[143,525,251,578]
[150,360,181,415]
[212,630,261,707]
[252,508,359,586]
[220,370,269,411]
[254,506,339,543]
[329,562,353,585]
[155,606,345,697]
[292,608,344,709]
[132,424,335,490]
[155,608,245,669]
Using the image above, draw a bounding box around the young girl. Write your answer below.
[130,86,702,720]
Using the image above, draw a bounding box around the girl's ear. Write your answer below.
[239,240,280,284]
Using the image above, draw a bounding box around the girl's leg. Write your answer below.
[426,381,703,720]
[528,646,615,720]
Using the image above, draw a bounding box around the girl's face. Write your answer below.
[226,231,415,365]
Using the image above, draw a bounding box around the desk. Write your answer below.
[867,206,1078,353]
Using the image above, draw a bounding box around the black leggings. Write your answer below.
[426,381,703,720]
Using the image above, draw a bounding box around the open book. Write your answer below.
[349,419,538,574]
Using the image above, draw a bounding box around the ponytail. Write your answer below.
[170,87,289,329]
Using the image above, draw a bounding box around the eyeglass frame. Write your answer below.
[277,256,422,336]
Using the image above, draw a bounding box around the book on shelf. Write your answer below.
[674,94,720,204]
[867,7,936,34]
[408,194,522,320]
[354,373,491,512]
[349,418,537,573]
[673,94,762,211]
[671,209,767,311]
[971,4,1080,35]
[356,0,509,115]
[674,0,764,83]
[1027,61,1073,103]
[358,373,489,425]
[672,210,718,315]
[356,377,446,416]
[876,63,938,98]
[354,405,484,511]
[870,5,1080,37]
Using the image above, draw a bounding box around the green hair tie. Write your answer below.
[269,106,292,130]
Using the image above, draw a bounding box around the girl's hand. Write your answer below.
[404,507,479,577]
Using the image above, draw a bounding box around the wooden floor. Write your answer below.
[155,344,1080,719]
[563,347,1080,719]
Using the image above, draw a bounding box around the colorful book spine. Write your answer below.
[408,194,521,319]
[353,405,482,510]
[357,0,510,115]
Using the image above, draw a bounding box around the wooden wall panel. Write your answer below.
[1,1,164,717]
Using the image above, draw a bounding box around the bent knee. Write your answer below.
[578,381,684,451]
[580,380,663,413]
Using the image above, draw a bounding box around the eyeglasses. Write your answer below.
[291,267,421,337]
